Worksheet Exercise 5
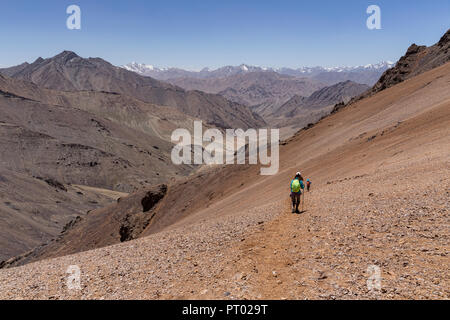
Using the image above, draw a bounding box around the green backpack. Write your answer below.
[291,179,301,193]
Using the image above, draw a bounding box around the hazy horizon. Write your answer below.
[0,49,396,71]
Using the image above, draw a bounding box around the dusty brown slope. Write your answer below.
[0,52,265,130]
[1,59,448,299]
[0,168,121,263]
[0,74,198,262]
[0,73,204,143]
[0,80,192,192]
[3,163,257,267]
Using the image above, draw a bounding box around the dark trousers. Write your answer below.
[291,192,301,209]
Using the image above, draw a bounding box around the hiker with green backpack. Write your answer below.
[290,172,305,213]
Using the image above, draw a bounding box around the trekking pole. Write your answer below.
[302,189,305,212]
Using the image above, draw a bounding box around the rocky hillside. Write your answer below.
[276,81,370,117]
[370,29,450,95]
[263,81,370,138]
[0,72,200,262]
[167,71,325,112]
[2,163,256,267]
[0,73,203,143]
[1,52,265,130]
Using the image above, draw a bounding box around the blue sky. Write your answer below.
[1,0,449,69]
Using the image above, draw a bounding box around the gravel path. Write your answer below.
[0,197,283,299]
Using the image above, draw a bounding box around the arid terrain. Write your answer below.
[0,50,372,262]
[0,37,449,299]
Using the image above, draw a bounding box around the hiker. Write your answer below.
[306,179,311,192]
[290,172,304,213]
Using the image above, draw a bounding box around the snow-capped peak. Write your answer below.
[123,62,160,73]
[120,60,395,80]
[240,64,249,71]
[359,61,395,70]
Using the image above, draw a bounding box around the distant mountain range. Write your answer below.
[265,80,371,137]
[166,71,325,113]
[122,60,393,129]
[0,51,264,130]
[123,61,395,85]
[275,80,371,118]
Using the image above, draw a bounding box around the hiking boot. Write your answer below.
[292,208,296,213]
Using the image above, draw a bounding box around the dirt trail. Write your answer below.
[169,155,449,300]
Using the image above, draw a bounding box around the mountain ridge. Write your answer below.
[275,80,370,118]
[123,61,394,85]
[167,71,326,112]
[370,29,450,96]
[0,52,265,130]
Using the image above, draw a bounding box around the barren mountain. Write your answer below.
[124,62,393,86]
[1,55,448,299]
[276,81,370,117]
[264,81,370,138]
[0,73,199,262]
[123,63,268,80]
[0,73,204,143]
[1,52,265,130]
[0,62,30,77]
[162,70,371,135]
[370,29,450,95]
[123,62,391,122]
[276,62,394,86]
[167,71,325,111]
